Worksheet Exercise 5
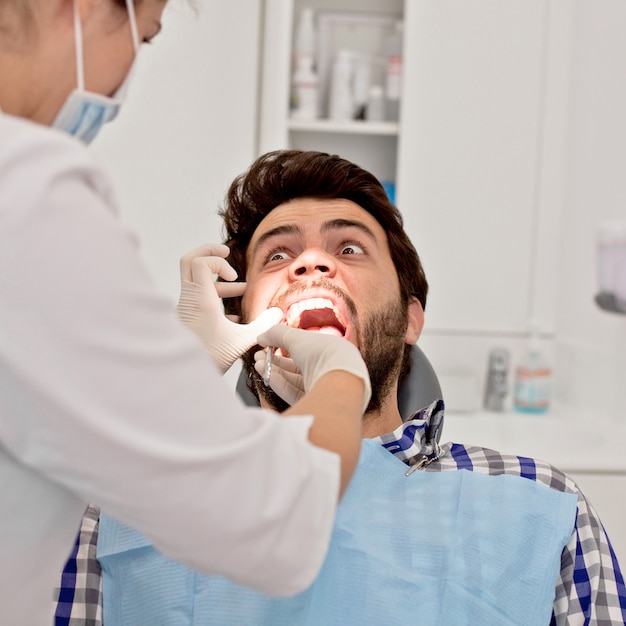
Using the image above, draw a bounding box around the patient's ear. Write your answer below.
[404,297,424,345]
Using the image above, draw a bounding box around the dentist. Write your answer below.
[0,1,370,623]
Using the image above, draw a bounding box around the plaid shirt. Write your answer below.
[54,400,626,625]
[53,505,102,626]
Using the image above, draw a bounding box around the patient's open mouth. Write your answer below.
[285,297,347,337]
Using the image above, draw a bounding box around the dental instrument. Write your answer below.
[263,346,274,387]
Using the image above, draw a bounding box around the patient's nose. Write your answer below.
[290,248,337,279]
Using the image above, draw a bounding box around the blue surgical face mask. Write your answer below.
[53,0,140,144]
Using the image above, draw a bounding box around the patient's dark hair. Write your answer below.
[219,149,428,385]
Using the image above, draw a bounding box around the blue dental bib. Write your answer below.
[98,439,577,625]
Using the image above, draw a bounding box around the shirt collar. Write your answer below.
[371,399,446,467]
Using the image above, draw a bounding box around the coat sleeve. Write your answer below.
[0,120,339,596]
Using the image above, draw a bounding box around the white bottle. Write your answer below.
[328,48,354,121]
[291,8,319,120]
[384,20,404,122]
[366,85,385,122]
[291,55,319,120]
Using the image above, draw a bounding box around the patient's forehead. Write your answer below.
[247,197,388,261]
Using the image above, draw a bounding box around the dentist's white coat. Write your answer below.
[0,111,339,624]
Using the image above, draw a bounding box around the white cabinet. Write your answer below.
[399,0,558,335]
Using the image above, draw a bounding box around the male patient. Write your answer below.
[55,150,625,625]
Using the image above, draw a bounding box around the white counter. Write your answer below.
[442,403,626,474]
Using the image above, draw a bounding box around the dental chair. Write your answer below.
[235,344,442,420]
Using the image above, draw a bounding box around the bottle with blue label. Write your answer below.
[513,339,551,413]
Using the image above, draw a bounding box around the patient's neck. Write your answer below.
[361,391,404,439]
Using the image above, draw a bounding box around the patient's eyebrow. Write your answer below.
[250,224,304,259]
[321,218,378,241]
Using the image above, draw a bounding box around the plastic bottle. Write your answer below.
[290,8,319,121]
[483,348,510,412]
[352,55,371,120]
[291,56,319,120]
[328,48,354,121]
[513,337,551,413]
[596,220,626,309]
[366,85,385,122]
[384,20,404,122]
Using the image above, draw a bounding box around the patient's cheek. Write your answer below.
[243,291,273,324]
[239,295,253,324]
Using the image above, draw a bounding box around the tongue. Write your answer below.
[299,309,345,336]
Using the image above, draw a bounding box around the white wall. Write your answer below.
[90,0,262,301]
[553,0,626,416]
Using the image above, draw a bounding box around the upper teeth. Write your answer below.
[286,298,341,327]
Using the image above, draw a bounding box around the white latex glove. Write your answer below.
[254,350,304,406]
[256,326,371,414]
[177,243,282,373]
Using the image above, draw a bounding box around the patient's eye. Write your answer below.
[339,241,365,255]
[265,249,292,263]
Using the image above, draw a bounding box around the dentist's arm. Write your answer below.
[287,371,365,498]
[257,325,371,498]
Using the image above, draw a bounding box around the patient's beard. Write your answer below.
[242,301,408,416]
[359,300,407,413]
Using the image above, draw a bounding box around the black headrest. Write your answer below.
[235,344,441,421]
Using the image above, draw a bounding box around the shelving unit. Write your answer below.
[259,0,404,187]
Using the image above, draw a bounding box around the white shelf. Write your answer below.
[287,118,399,136]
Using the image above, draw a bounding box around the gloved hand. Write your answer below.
[256,325,371,414]
[254,349,304,406]
[177,243,282,373]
